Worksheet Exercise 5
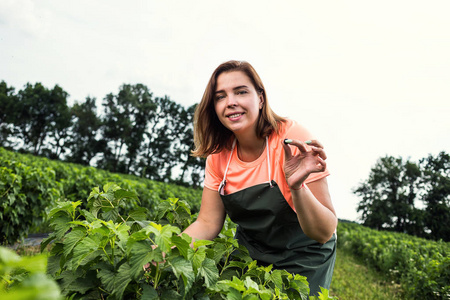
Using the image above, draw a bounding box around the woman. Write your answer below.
[183,60,337,295]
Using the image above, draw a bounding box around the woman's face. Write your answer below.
[214,71,263,137]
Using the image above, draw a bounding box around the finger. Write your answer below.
[311,146,327,160]
[281,139,293,159]
[316,156,327,172]
[305,139,324,149]
[285,139,309,153]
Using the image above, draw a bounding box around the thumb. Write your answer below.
[281,139,293,160]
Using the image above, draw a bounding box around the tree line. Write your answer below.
[354,152,450,241]
[0,80,205,188]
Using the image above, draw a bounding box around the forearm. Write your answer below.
[291,185,337,244]
[182,216,224,242]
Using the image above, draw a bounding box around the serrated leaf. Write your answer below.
[79,209,96,222]
[226,288,243,300]
[102,207,119,222]
[169,256,195,293]
[171,234,191,259]
[244,276,259,291]
[114,189,139,202]
[217,277,246,292]
[59,269,96,295]
[193,239,214,249]
[71,235,101,269]
[198,258,219,288]
[128,207,148,221]
[192,246,206,272]
[269,269,284,290]
[113,262,132,299]
[129,240,160,279]
[40,232,57,252]
[141,283,159,300]
[151,223,180,253]
[63,227,87,257]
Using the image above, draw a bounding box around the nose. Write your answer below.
[226,94,237,107]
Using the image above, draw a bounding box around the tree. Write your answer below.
[15,83,71,156]
[354,156,422,234]
[176,104,205,188]
[355,152,450,241]
[67,97,103,165]
[99,84,156,174]
[138,96,184,181]
[0,81,18,149]
[420,151,450,241]
[44,86,73,159]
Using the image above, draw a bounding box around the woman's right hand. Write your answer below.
[282,139,327,190]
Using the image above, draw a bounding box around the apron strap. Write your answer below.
[219,137,272,193]
[265,136,273,187]
[218,139,236,194]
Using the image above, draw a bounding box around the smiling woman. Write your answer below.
[180,60,338,296]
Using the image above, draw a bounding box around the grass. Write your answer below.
[330,247,405,299]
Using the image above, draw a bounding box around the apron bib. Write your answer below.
[218,138,336,295]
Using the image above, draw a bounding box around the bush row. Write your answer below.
[1,183,336,299]
[0,148,202,245]
[337,221,450,299]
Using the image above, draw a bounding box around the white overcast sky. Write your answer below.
[1,0,449,221]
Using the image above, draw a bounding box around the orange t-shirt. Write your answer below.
[204,119,330,210]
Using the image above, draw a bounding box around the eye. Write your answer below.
[236,90,248,95]
[215,94,225,101]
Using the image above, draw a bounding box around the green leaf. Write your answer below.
[193,239,214,249]
[113,262,132,299]
[71,235,102,269]
[102,207,119,222]
[269,269,285,290]
[171,234,191,259]
[168,256,195,293]
[114,189,139,202]
[129,241,160,279]
[58,269,97,295]
[0,273,61,300]
[128,207,148,221]
[79,209,96,223]
[191,246,206,272]
[147,223,180,253]
[217,277,247,292]
[198,258,219,288]
[63,227,87,257]
[141,283,159,300]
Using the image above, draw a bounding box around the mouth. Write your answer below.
[226,112,244,118]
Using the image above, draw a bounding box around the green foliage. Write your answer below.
[0,147,202,244]
[0,80,205,185]
[337,222,450,299]
[42,183,336,299]
[0,156,63,244]
[354,152,450,241]
[419,151,450,241]
[0,246,61,299]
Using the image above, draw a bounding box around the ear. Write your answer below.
[259,94,264,109]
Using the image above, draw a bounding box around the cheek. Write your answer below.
[214,102,223,117]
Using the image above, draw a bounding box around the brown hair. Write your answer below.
[192,60,286,158]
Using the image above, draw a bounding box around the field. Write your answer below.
[1,148,449,299]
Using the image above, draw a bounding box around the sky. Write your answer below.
[1,0,449,221]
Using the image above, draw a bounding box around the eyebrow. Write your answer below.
[215,85,249,94]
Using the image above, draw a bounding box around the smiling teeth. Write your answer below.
[228,113,242,118]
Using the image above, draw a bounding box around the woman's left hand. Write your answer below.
[282,139,327,190]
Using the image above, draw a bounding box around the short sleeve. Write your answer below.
[283,120,330,184]
[204,155,223,191]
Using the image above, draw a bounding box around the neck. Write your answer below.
[235,134,266,162]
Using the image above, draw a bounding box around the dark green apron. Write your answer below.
[218,139,336,296]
